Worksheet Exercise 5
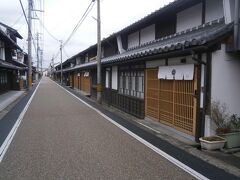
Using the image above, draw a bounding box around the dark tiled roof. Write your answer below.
[59,0,193,67]
[56,18,232,73]
[0,22,23,39]
[10,59,28,68]
[101,18,231,65]
[0,59,26,70]
[0,29,22,50]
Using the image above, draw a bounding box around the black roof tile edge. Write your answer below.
[56,19,229,73]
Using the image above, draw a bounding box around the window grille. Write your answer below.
[119,66,144,99]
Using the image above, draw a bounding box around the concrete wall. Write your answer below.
[176,3,202,32]
[111,66,118,90]
[140,24,155,45]
[211,44,240,114]
[128,31,139,49]
[205,0,224,23]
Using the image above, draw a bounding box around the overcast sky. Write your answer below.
[0,0,173,68]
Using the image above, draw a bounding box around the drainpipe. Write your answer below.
[190,50,208,141]
[234,0,240,51]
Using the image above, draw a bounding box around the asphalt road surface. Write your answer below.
[0,78,196,180]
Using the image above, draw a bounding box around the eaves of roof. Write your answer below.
[0,29,22,50]
[0,22,23,39]
[0,59,27,70]
[56,18,232,73]
[101,18,232,65]
[59,0,193,66]
[10,59,28,68]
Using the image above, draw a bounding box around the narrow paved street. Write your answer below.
[0,77,195,179]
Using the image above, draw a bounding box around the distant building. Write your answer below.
[0,22,28,93]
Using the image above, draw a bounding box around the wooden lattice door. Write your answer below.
[81,74,91,94]
[145,67,198,136]
[74,72,78,89]
[145,69,159,120]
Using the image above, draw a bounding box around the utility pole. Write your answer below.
[96,0,102,103]
[28,0,32,89]
[36,33,39,81]
[51,57,54,78]
[40,49,43,75]
[60,40,63,85]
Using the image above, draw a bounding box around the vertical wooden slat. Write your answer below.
[145,65,198,136]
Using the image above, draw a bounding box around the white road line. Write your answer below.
[53,79,209,180]
[0,80,42,162]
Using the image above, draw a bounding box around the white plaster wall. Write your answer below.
[176,3,202,32]
[205,0,224,23]
[140,24,155,45]
[223,0,238,23]
[111,66,118,90]
[0,40,5,60]
[211,44,240,114]
[105,70,109,88]
[128,31,139,49]
[204,115,217,136]
[146,59,165,68]
[168,56,196,65]
[146,56,197,68]
[76,57,81,65]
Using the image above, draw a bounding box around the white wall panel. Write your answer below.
[111,66,118,90]
[211,44,240,114]
[176,3,202,32]
[206,0,224,23]
[128,31,139,49]
[140,24,155,44]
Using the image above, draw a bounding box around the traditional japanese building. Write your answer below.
[54,0,240,141]
[0,22,28,94]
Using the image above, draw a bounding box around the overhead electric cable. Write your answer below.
[52,0,96,62]
[12,10,25,27]
[35,13,59,42]
[63,48,69,58]
[63,0,96,47]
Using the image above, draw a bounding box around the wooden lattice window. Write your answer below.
[119,65,144,99]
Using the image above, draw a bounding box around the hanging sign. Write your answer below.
[84,72,89,77]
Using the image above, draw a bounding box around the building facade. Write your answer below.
[0,22,28,94]
[54,0,240,141]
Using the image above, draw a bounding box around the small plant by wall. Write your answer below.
[211,100,231,134]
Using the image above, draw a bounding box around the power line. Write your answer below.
[63,48,69,58]
[63,0,96,48]
[11,10,25,27]
[52,0,96,62]
[36,13,59,42]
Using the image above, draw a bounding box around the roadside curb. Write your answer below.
[0,80,41,162]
